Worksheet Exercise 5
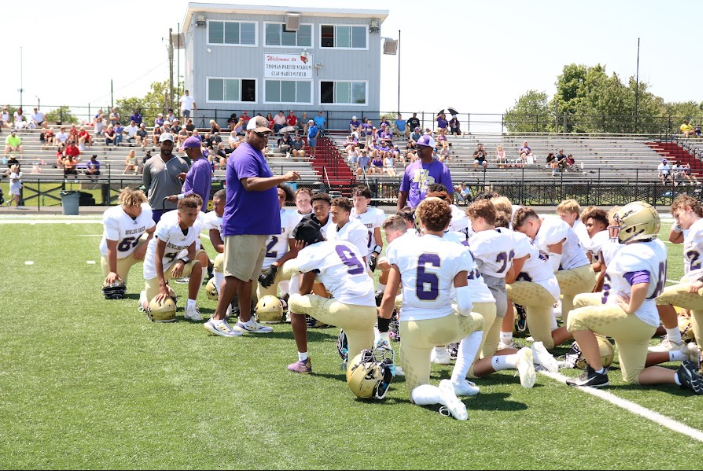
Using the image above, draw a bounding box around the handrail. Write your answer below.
[321,165,331,189]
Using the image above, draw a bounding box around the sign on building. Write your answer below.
[264,53,314,79]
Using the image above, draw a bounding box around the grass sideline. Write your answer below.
[0,219,701,469]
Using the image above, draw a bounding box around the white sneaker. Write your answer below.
[497,341,518,351]
[516,348,536,389]
[431,348,452,365]
[438,381,468,421]
[684,342,702,365]
[531,341,559,373]
[234,319,273,334]
[184,304,203,321]
[203,318,242,337]
[648,338,686,353]
[138,290,147,312]
[440,378,479,397]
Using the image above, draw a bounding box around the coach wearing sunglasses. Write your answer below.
[206,116,301,337]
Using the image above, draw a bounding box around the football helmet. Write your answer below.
[680,315,695,343]
[255,295,283,323]
[346,348,394,400]
[205,278,219,301]
[146,297,177,323]
[102,281,127,300]
[565,336,615,370]
[610,202,660,244]
[166,284,178,304]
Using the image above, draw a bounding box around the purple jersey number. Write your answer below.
[417,254,440,301]
[686,250,701,272]
[495,250,516,274]
[266,236,279,258]
[117,237,140,252]
[336,245,365,275]
[648,261,667,300]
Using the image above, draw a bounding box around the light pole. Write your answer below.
[18,47,24,108]
[35,95,40,110]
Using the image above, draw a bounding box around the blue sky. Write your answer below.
[1,0,699,119]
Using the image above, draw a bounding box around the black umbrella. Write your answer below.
[437,108,459,116]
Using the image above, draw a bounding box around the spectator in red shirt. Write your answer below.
[64,140,81,161]
[241,111,251,123]
[68,124,79,143]
[287,110,298,129]
[78,127,92,151]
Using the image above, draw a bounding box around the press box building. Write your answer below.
[181,3,390,130]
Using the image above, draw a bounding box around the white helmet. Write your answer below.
[147,297,177,323]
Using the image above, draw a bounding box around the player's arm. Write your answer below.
[547,239,565,273]
[453,270,473,316]
[506,255,528,284]
[133,227,155,261]
[616,282,649,314]
[154,239,171,303]
[209,228,224,253]
[298,271,317,295]
[378,264,401,319]
[105,239,120,284]
[669,225,684,244]
[275,239,299,266]
[593,265,607,292]
[397,192,408,211]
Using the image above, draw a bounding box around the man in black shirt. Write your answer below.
[407,113,421,133]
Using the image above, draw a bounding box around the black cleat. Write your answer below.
[566,366,609,389]
[677,361,703,395]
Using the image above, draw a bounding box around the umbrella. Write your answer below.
[438,108,459,116]
[279,125,297,133]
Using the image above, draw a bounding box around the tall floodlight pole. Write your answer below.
[19,47,24,107]
[397,30,401,114]
[635,38,640,133]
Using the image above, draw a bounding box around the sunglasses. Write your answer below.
[254,131,269,139]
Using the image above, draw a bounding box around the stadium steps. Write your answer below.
[645,142,703,173]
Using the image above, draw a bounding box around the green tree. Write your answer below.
[504,90,550,133]
[46,106,78,125]
[116,80,178,125]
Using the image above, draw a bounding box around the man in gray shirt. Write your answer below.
[142,133,190,223]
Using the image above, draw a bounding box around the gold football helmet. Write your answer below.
[205,278,219,301]
[346,348,394,400]
[679,315,696,343]
[610,202,660,244]
[147,297,177,323]
[566,336,615,370]
[255,295,283,323]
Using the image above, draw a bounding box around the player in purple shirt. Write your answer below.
[397,134,453,210]
[205,116,300,337]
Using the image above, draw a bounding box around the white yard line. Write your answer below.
[0,220,102,224]
[540,371,703,443]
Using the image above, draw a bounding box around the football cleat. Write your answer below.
[431,348,452,365]
[448,342,460,360]
[102,281,127,300]
[288,358,313,374]
[337,329,349,369]
[684,343,702,367]
[346,349,394,400]
[566,366,610,389]
[648,338,686,353]
[679,316,696,343]
[531,342,559,374]
[676,360,703,395]
[184,304,203,322]
[146,297,177,323]
[438,380,468,421]
[514,304,528,335]
[441,379,480,397]
[255,295,284,323]
[516,347,536,389]
[203,318,242,337]
[234,319,273,334]
[138,290,148,312]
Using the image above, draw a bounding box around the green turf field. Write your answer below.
[0,218,700,470]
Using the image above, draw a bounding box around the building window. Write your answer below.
[265,23,312,48]
[208,21,256,46]
[320,25,367,49]
[207,78,257,103]
[265,80,312,104]
[320,81,367,105]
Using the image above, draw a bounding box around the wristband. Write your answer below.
[372,244,382,255]
[178,194,185,200]
[672,223,682,233]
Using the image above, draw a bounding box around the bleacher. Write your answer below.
[327,131,685,185]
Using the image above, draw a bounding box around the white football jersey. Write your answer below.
[449,204,469,236]
[292,209,313,225]
[533,217,590,271]
[387,234,478,321]
[468,229,517,278]
[296,240,375,306]
[263,209,298,269]
[351,207,386,256]
[326,218,369,258]
[143,210,204,280]
[683,218,703,278]
[572,219,592,256]
[604,239,668,327]
[99,204,155,259]
[601,238,624,267]
[501,228,560,302]
[588,230,610,264]
[443,233,495,304]
[204,211,223,238]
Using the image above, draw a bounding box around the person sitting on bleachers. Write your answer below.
[13,108,27,130]
[214,143,227,169]
[55,142,66,168]
[85,155,101,180]
[408,126,422,151]
[681,163,701,185]
[209,119,222,135]
[273,112,287,134]
[278,132,293,156]
[135,123,148,149]
[4,130,24,158]
[496,145,507,169]
[369,153,384,175]
[566,154,576,171]
[473,143,488,171]
[41,127,55,149]
[342,134,358,154]
[63,153,79,178]
[681,119,696,138]
[103,125,117,149]
[77,127,92,151]
[291,135,306,159]
[356,150,370,176]
[0,106,10,129]
[68,124,80,144]
[519,140,533,163]
[151,125,162,148]
[449,115,461,136]
[124,150,138,175]
[383,154,397,177]
[657,159,671,183]
[185,119,196,133]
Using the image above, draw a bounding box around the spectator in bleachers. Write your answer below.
[671,161,685,186]
[383,154,397,177]
[130,109,142,127]
[298,112,309,136]
[392,145,404,167]
[183,119,194,133]
[114,122,125,147]
[308,119,319,157]
[356,150,370,176]
[435,112,448,135]
[566,154,576,171]
[41,127,55,149]
[395,113,408,138]
[56,127,69,145]
[369,153,384,175]
[155,113,165,128]
[209,119,222,135]
[228,131,241,151]
[109,108,121,126]
[657,159,671,183]
[240,110,251,124]
[138,149,151,175]
[278,132,293,156]
[68,124,80,144]
[379,116,391,129]
[13,107,26,130]
[0,106,10,129]
[449,115,461,136]
[64,140,81,163]
[151,126,163,148]
[136,123,149,149]
[4,130,23,158]
[265,113,275,130]
[696,125,702,137]
[6,155,20,172]
[162,121,172,136]
[85,155,101,180]
[55,143,66,168]
[519,141,533,162]
[496,145,507,168]
[62,145,80,178]
[546,152,556,169]
[681,163,700,185]
[30,108,46,129]
[171,118,182,135]
[94,113,105,137]
[349,115,362,134]
[6,165,22,207]
[166,109,176,124]
[314,111,326,135]
[214,143,228,169]
[103,125,117,149]
[364,121,375,149]
[291,135,306,159]
[124,150,139,175]
[77,127,92,151]
[342,134,358,154]
[408,126,422,150]
[273,111,287,134]
[347,145,359,168]
[227,113,238,131]
[125,120,138,146]
[473,143,488,171]
[681,119,696,138]
[178,90,196,119]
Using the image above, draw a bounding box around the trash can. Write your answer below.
[60,191,80,216]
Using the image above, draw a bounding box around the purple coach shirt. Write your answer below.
[400,160,453,208]
[182,157,212,208]
[223,142,280,236]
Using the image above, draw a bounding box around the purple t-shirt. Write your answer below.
[400,160,453,208]
[223,142,280,236]
[182,157,212,207]
[437,117,448,129]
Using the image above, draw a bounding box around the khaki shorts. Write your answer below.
[223,235,267,282]
[213,253,224,273]
[144,249,207,301]
[567,304,656,385]
[100,235,150,286]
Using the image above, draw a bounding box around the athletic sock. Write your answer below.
[493,354,518,371]
[666,327,683,345]
[451,331,483,383]
[298,352,309,362]
[411,384,444,406]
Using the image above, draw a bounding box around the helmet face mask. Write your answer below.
[255,295,283,323]
[346,348,394,400]
[102,281,127,300]
[610,202,661,244]
[564,336,614,370]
